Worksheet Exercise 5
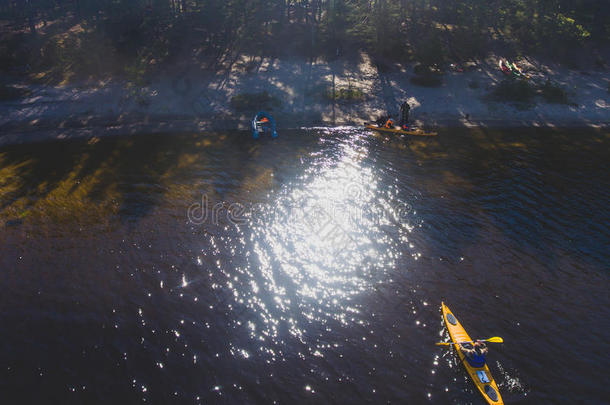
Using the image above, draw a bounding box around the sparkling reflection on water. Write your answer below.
[0,127,608,403]
[226,128,416,354]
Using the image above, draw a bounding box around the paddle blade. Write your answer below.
[485,337,504,343]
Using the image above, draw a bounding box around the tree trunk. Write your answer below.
[26,0,36,35]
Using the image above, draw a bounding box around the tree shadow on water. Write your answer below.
[0,129,327,228]
[0,134,213,227]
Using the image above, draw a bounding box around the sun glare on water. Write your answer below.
[216,129,418,357]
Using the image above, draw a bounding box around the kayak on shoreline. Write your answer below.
[364,122,437,137]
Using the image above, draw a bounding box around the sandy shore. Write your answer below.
[1,52,608,145]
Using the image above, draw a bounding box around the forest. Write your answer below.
[1,0,608,82]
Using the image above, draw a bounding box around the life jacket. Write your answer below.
[384,118,394,129]
[260,117,270,123]
[466,353,486,368]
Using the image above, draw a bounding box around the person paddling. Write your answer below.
[375,115,395,128]
[459,339,488,367]
[384,117,395,129]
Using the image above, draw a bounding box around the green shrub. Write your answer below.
[413,64,441,76]
[410,63,443,87]
[491,79,536,103]
[325,86,365,101]
[230,91,281,111]
[555,13,591,42]
[539,80,569,104]
[124,56,149,89]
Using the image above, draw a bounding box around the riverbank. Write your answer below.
[1,53,608,145]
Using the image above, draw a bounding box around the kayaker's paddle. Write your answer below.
[435,337,504,346]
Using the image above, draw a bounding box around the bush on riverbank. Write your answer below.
[491,78,573,106]
[230,91,281,112]
[410,65,443,87]
[491,79,537,106]
[540,80,569,104]
[325,86,365,102]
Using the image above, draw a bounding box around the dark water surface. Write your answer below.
[1,127,609,404]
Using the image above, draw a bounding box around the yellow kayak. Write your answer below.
[364,123,437,137]
[441,302,504,404]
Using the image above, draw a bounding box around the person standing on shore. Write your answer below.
[399,101,410,129]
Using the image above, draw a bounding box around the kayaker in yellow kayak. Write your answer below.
[440,303,504,404]
[374,115,395,128]
[459,340,489,367]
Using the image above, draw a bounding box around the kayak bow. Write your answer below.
[441,302,504,404]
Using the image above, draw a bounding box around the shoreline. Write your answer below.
[1,54,608,145]
[1,115,608,147]
[0,114,608,147]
